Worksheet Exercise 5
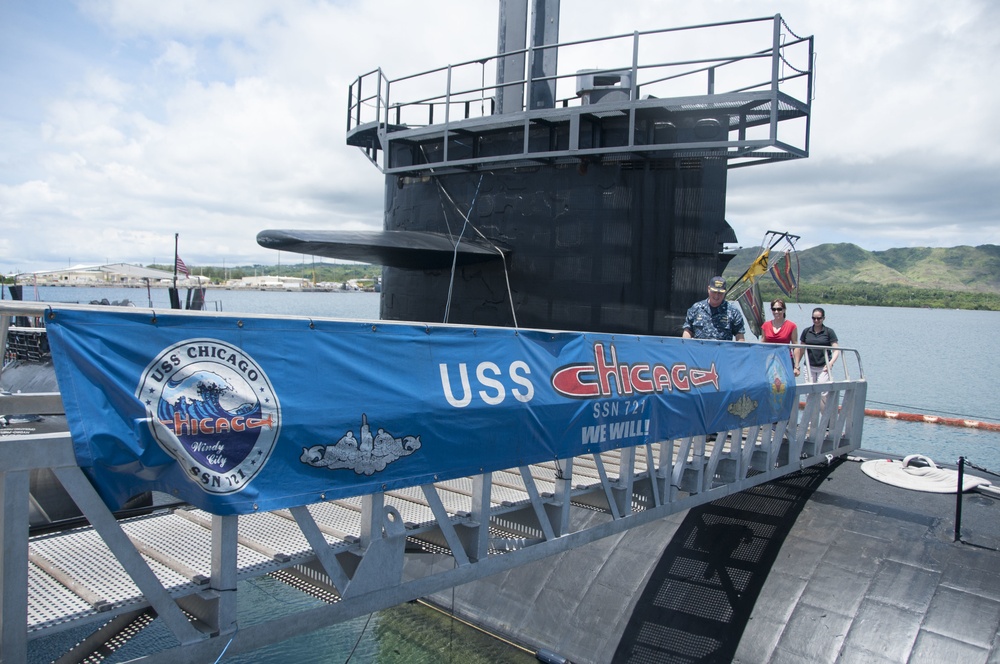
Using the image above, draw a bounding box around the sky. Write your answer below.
[2,0,998,274]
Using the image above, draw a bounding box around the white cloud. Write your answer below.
[154,41,198,74]
[2,0,998,275]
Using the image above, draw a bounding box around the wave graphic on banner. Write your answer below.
[155,370,264,473]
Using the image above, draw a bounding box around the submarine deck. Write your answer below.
[431,450,1000,663]
[728,451,1000,663]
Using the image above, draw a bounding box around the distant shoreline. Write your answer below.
[7,283,375,293]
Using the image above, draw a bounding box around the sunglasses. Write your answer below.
[812,316,824,320]
[771,307,784,312]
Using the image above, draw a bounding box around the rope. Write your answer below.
[964,459,1000,479]
[211,623,238,664]
[441,175,484,323]
[449,579,456,664]
[415,145,520,328]
[432,175,519,329]
[343,613,374,663]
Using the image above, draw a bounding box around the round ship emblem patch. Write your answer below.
[136,338,280,494]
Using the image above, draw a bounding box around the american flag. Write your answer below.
[175,256,190,276]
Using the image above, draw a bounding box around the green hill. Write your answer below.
[723,244,1000,310]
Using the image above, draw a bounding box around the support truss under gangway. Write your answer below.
[1,320,865,663]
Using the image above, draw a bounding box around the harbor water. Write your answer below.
[14,286,1000,662]
[778,300,1000,471]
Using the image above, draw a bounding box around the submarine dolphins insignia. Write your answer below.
[300,413,421,476]
[727,394,758,420]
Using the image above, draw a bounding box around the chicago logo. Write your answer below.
[136,338,280,494]
[551,342,720,399]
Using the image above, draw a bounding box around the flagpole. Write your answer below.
[173,233,179,289]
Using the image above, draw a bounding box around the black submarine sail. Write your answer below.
[258,1,814,335]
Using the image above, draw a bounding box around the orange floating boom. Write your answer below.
[863,409,1000,432]
[797,402,1000,432]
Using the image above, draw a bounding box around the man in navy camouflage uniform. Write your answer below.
[681,276,746,341]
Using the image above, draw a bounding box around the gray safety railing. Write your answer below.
[1,302,864,662]
[346,14,814,174]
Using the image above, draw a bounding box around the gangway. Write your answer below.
[0,301,865,662]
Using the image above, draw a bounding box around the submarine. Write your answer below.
[258,0,813,336]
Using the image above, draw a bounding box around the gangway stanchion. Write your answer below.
[956,456,966,542]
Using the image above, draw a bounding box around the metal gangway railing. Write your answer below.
[0,302,865,662]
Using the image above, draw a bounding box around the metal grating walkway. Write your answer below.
[22,442,714,634]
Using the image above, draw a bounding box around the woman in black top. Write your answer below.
[796,307,839,383]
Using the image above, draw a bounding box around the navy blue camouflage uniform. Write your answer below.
[683,299,745,340]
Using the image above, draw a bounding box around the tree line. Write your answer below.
[147,263,382,285]
[754,282,1000,311]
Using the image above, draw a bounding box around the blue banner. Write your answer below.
[44,308,795,515]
